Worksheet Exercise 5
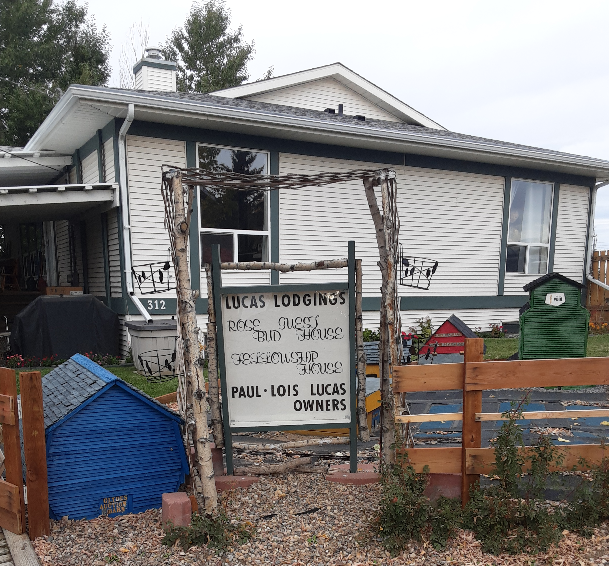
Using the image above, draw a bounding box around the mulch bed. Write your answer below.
[33,473,609,566]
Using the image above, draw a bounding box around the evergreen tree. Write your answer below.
[0,0,110,146]
[163,0,269,94]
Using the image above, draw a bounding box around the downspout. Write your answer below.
[586,180,609,291]
[118,103,152,322]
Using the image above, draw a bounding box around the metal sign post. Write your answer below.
[212,242,358,474]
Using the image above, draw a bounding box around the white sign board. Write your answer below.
[545,293,566,307]
[220,289,351,428]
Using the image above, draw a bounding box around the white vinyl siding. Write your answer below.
[107,209,122,297]
[278,154,504,297]
[81,150,99,184]
[552,184,590,282]
[86,215,106,296]
[134,66,176,92]
[126,135,185,296]
[104,138,115,182]
[55,220,71,286]
[246,77,402,122]
[54,220,83,287]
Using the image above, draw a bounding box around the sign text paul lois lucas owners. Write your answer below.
[221,290,351,428]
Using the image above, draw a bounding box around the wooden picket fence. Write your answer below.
[0,368,49,539]
[587,250,609,323]
[393,338,609,504]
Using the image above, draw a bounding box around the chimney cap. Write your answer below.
[145,47,163,60]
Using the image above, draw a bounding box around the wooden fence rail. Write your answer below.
[393,338,609,505]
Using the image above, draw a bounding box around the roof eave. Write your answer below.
[25,86,609,182]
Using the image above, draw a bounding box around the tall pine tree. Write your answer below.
[0,0,110,146]
[162,0,271,94]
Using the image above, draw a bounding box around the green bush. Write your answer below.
[376,455,461,555]
[162,510,254,554]
[363,328,381,342]
[375,401,609,558]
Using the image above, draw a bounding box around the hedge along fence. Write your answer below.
[393,338,609,505]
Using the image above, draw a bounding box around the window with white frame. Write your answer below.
[506,179,553,275]
[197,144,269,265]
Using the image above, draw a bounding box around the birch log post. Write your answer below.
[355,259,370,441]
[169,173,218,513]
[205,265,224,448]
[364,170,399,465]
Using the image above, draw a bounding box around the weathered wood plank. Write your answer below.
[396,412,463,423]
[0,396,14,426]
[465,357,609,391]
[19,372,50,539]
[0,483,21,518]
[462,338,484,505]
[476,409,609,422]
[466,444,609,475]
[393,363,463,393]
[0,369,24,534]
[397,447,461,474]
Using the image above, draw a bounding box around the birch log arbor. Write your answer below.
[364,170,401,465]
[163,171,218,513]
[205,266,224,448]
[355,259,370,441]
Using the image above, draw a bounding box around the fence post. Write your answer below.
[20,371,50,539]
[0,368,25,534]
[461,338,484,506]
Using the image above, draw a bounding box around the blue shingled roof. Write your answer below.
[42,354,180,429]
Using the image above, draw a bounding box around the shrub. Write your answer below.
[409,316,433,341]
[464,401,567,555]
[162,510,254,554]
[376,453,461,555]
[363,328,380,342]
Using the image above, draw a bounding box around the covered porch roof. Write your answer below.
[0,148,72,187]
[0,183,118,222]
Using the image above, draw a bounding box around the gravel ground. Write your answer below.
[33,473,609,566]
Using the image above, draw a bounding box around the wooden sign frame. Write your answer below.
[211,242,358,475]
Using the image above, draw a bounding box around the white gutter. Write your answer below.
[586,180,609,291]
[118,103,152,322]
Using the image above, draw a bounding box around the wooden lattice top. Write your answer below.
[162,166,394,191]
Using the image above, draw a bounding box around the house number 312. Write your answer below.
[147,300,166,310]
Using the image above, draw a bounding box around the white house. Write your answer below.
[1,51,608,354]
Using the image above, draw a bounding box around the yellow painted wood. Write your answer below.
[475,409,609,422]
[395,412,463,423]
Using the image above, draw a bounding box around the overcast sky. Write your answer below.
[84,0,609,248]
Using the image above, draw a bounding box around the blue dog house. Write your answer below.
[41,354,189,520]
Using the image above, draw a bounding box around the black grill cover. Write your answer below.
[11,296,119,359]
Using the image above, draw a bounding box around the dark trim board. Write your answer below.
[498,177,511,295]
[133,59,177,74]
[110,294,528,316]
[77,133,100,161]
[363,295,529,311]
[127,121,596,188]
[186,141,200,291]
[270,151,280,285]
[548,183,561,272]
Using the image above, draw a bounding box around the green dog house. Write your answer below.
[519,273,589,360]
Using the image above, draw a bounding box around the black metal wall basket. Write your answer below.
[399,246,439,290]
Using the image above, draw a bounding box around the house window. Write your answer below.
[197,145,269,265]
[506,179,553,274]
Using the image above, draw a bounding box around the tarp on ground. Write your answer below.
[10,295,119,359]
